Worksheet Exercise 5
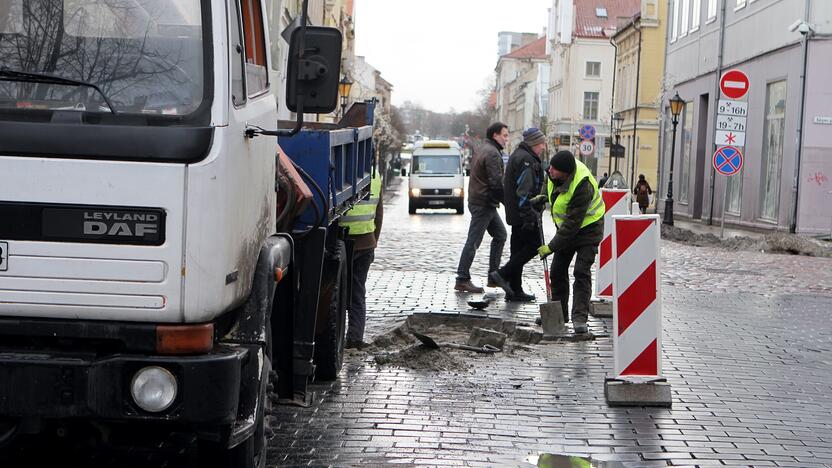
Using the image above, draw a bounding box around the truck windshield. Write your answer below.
[413,155,461,175]
[0,0,206,117]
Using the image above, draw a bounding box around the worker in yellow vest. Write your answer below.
[339,171,383,349]
[534,151,605,334]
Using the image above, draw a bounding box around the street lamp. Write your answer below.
[663,92,685,226]
[611,112,624,172]
[338,75,353,119]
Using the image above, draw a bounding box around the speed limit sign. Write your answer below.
[579,140,594,156]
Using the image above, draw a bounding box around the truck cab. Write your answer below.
[0,1,358,466]
[406,140,465,214]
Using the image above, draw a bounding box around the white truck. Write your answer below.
[0,0,367,466]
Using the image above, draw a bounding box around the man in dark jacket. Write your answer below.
[454,122,509,293]
[537,151,605,334]
[488,128,546,301]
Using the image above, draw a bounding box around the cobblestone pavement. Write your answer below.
[268,177,832,467]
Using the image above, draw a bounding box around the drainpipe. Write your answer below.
[629,21,643,189]
[790,0,812,234]
[609,36,619,175]
[708,0,728,225]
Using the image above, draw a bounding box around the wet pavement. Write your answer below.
[267,176,832,467]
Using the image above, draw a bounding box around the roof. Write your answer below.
[501,37,547,60]
[574,0,640,39]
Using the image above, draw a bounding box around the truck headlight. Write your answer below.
[410,188,421,197]
[131,366,178,413]
[453,188,464,197]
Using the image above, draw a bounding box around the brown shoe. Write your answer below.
[454,280,484,293]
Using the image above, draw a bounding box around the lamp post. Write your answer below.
[611,112,624,172]
[663,92,685,226]
[338,75,353,119]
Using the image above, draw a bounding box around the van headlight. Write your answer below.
[131,366,178,413]
[410,188,421,197]
[453,188,464,197]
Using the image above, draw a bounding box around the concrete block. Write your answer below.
[539,302,566,337]
[591,300,613,318]
[467,327,507,349]
[512,326,543,344]
[604,379,672,407]
[500,320,518,335]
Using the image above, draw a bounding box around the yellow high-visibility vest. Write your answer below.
[340,173,382,236]
[546,160,604,229]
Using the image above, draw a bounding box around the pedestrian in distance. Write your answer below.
[339,167,384,349]
[599,172,609,188]
[634,174,653,214]
[489,128,547,302]
[537,151,605,334]
[454,122,509,293]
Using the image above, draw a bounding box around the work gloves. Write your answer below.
[537,245,552,259]
[530,194,548,212]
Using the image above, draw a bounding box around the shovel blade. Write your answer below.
[410,331,440,349]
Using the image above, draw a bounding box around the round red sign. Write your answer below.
[720,69,750,100]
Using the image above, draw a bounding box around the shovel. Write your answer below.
[410,331,500,353]
[537,220,568,328]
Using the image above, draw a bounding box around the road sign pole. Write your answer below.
[720,178,728,239]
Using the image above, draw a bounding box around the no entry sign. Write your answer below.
[720,69,750,100]
[712,146,744,176]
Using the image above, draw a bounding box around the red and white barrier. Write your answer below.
[612,215,662,378]
[594,189,630,299]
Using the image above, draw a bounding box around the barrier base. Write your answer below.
[590,300,613,318]
[604,378,672,407]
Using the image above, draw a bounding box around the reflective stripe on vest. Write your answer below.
[547,160,605,229]
[340,173,382,236]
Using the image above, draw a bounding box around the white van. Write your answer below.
[406,140,465,214]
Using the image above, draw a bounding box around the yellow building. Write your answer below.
[611,0,666,201]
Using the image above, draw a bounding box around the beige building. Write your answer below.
[494,37,550,148]
[612,0,666,194]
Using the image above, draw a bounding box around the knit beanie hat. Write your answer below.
[549,150,577,173]
[522,127,546,146]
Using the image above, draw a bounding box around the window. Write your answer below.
[691,0,701,31]
[680,0,690,37]
[760,81,787,221]
[230,0,246,106]
[671,0,678,42]
[586,61,601,78]
[736,0,746,9]
[240,0,268,96]
[707,0,717,22]
[726,166,743,214]
[583,92,599,121]
[679,101,694,203]
[596,8,608,17]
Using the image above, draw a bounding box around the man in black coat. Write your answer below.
[488,128,546,301]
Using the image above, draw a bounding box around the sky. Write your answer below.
[354,0,551,114]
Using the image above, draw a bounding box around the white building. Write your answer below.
[495,37,550,148]
[547,0,640,173]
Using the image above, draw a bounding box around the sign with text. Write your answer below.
[718,99,748,117]
[716,115,747,132]
[579,140,595,156]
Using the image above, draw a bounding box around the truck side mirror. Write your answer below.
[401,168,407,177]
[286,26,343,114]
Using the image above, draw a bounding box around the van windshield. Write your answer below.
[0,0,206,117]
[412,155,461,175]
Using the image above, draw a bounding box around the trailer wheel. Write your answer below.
[313,241,348,381]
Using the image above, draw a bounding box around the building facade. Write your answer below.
[660,0,832,234]
[547,0,640,175]
[495,37,550,148]
[612,0,667,195]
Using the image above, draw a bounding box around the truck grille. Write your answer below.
[423,189,452,196]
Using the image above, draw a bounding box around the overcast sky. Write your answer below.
[354,0,551,114]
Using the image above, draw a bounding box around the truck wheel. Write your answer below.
[313,241,347,381]
[408,200,417,214]
[455,204,464,215]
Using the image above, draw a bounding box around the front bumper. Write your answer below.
[410,196,463,208]
[0,344,247,425]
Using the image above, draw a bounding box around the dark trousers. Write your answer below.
[456,204,507,281]
[347,248,374,343]
[550,245,598,324]
[498,225,539,293]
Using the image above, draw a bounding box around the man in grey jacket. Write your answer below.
[454,122,509,293]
